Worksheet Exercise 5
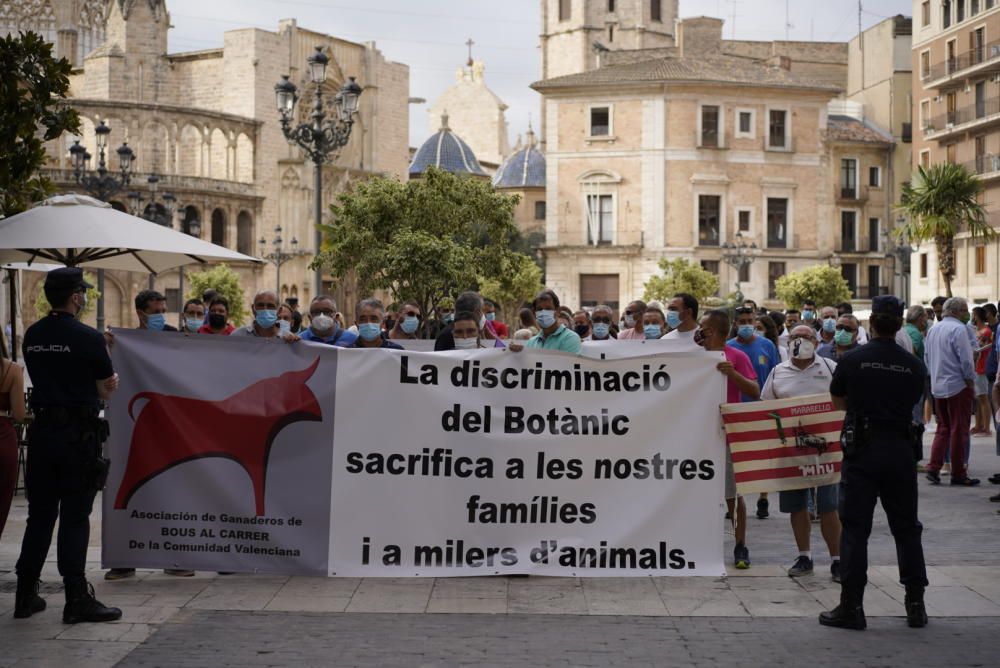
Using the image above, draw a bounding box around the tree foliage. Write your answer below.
[185,264,248,326]
[896,163,995,296]
[642,258,720,303]
[774,265,852,309]
[315,168,521,329]
[0,31,80,217]
[478,253,543,328]
[34,272,100,321]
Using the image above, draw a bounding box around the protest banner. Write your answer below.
[720,394,845,495]
[103,330,727,577]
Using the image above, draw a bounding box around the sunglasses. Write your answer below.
[836,325,856,333]
[402,311,420,318]
[592,317,612,324]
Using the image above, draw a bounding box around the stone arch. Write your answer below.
[281,284,290,302]
[108,200,128,212]
[211,208,227,246]
[181,204,201,237]
[236,210,254,256]
[177,123,203,177]
[1,1,56,46]
[76,0,107,63]
[143,201,170,226]
[209,127,228,179]
[235,132,254,183]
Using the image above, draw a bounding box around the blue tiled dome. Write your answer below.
[409,113,487,177]
[492,130,545,188]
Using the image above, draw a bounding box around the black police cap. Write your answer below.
[871,295,904,318]
[43,267,93,292]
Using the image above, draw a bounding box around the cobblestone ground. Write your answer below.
[0,432,997,667]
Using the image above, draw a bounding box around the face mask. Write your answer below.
[74,292,88,316]
[146,313,166,331]
[789,338,816,360]
[834,329,854,346]
[485,312,496,322]
[960,313,971,324]
[574,324,590,336]
[666,311,682,329]
[208,313,227,329]
[255,309,278,329]
[278,320,291,336]
[536,309,556,328]
[802,310,815,321]
[358,322,382,342]
[401,316,419,334]
[644,324,662,340]
[454,337,479,350]
[312,314,335,333]
[592,323,610,339]
[624,313,637,328]
[186,317,204,331]
[694,327,707,347]
[737,324,755,340]
[822,318,837,333]
[443,313,454,324]
[478,314,487,330]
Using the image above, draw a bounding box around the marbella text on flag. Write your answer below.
[720,394,845,495]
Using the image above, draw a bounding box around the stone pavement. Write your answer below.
[0,432,998,667]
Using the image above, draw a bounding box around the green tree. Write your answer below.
[35,272,101,320]
[896,163,995,297]
[185,264,248,326]
[774,265,852,309]
[315,168,521,329]
[478,253,543,329]
[642,258,720,303]
[0,31,80,217]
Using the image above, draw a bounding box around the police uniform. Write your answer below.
[14,268,121,623]
[820,295,928,631]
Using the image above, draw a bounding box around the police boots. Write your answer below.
[62,577,122,624]
[905,586,928,628]
[13,577,47,618]
[819,587,866,630]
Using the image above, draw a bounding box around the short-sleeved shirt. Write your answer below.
[525,325,582,354]
[23,311,113,410]
[617,327,644,340]
[830,338,926,425]
[300,327,357,347]
[723,345,756,404]
[761,357,837,401]
[726,335,779,392]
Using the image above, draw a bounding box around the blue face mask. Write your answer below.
[644,324,663,339]
[802,310,815,321]
[666,311,682,329]
[185,317,204,332]
[146,313,166,331]
[358,322,382,342]
[822,318,837,333]
[592,323,610,339]
[485,312,495,321]
[401,316,419,334]
[255,309,278,329]
[443,313,454,324]
[737,324,756,340]
[536,309,556,329]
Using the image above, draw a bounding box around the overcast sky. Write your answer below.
[165,0,913,151]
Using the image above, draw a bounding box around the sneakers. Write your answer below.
[756,497,769,519]
[925,471,941,485]
[104,568,136,581]
[13,578,46,619]
[788,555,814,577]
[164,569,195,577]
[950,477,981,486]
[734,543,751,569]
[63,579,122,624]
[988,473,1000,484]
[831,561,842,583]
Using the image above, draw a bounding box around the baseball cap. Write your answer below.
[872,295,904,317]
[43,267,92,292]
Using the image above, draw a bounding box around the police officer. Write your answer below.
[819,295,928,631]
[14,268,122,623]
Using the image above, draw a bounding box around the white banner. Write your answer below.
[103,330,727,577]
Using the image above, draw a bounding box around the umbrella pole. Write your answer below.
[96,269,105,332]
[8,269,17,362]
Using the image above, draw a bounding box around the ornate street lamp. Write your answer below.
[176,211,202,322]
[130,174,177,289]
[886,216,915,304]
[275,45,363,298]
[69,120,135,331]
[259,225,304,299]
[721,232,758,304]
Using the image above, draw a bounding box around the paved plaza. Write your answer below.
[1,433,998,667]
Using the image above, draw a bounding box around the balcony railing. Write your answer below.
[922,38,1000,85]
[835,184,868,203]
[835,237,884,253]
[963,153,1000,176]
[928,95,1000,134]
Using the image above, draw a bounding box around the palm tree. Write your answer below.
[896,163,996,297]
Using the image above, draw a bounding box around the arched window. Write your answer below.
[182,205,201,237]
[236,211,254,256]
[143,202,170,227]
[211,209,227,246]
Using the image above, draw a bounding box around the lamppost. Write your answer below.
[177,212,202,323]
[129,175,176,289]
[721,232,758,304]
[69,120,135,331]
[259,225,303,299]
[886,216,915,304]
[275,46,363,298]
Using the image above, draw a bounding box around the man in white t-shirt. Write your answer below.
[761,324,842,582]
[662,293,699,348]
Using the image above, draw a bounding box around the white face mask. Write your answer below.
[478,314,487,330]
[454,336,479,350]
[789,338,816,360]
[311,313,335,333]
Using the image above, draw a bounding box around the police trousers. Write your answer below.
[839,437,928,593]
[15,419,98,582]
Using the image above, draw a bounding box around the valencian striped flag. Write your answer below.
[720,393,845,495]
